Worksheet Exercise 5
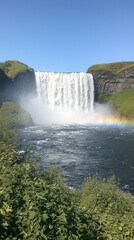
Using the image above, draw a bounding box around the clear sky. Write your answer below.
[1,0,134,72]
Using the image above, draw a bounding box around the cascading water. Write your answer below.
[35,72,94,113]
[21,72,114,124]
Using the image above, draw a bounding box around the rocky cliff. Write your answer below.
[87,62,134,101]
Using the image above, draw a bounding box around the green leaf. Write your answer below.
[29,211,36,220]
[42,213,48,221]
[59,212,66,223]
[23,195,29,201]
[125,231,130,236]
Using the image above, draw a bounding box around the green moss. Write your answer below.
[0,60,33,79]
[98,93,112,102]
[88,61,134,75]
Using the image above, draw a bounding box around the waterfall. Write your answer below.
[21,72,115,125]
[35,72,94,112]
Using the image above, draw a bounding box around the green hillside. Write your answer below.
[0,101,33,135]
[88,61,134,75]
[0,60,33,79]
[109,89,134,119]
[99,89,134,120]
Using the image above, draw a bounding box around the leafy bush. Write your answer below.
[79,177,134,239]
[0,141,103,239]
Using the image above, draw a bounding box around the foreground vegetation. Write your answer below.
[0,142,104,240]
[0,102,134,239]
[99,89,134,121]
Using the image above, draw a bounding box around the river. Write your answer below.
[18,123,134,194]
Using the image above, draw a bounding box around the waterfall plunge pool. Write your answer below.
[18,123,134,195]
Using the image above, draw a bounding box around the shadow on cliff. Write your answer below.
[0,69,37,104]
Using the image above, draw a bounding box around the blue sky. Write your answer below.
[1,0,134,72]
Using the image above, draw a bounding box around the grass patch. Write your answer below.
[98,89,134,120]
[108,89,134,119]
[0,101,33,137]
[0,60,33,79]
[88,61,134,75]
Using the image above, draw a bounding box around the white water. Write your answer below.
[21,72,115,124]
[35,72,94,112]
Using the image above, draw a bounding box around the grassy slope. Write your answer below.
[88,61,134,74]
[0,101,33,134]
[99,88,134,121]
[109,89,134,119]
[0,60,33,79]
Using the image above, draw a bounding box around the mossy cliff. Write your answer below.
[88,62,134,97]
[88,62,134,120]
[0,60,36,102]
[0,61,35,128]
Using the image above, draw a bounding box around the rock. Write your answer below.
[0,60,37,103]
[88,62,134,101]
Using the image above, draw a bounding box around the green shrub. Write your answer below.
[0,141,103,239]
[79,177,134,239]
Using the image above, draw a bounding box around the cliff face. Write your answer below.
[0,61,37,103]
[11,70,37,101]
[87,62,134,101]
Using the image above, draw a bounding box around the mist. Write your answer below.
[20,94,116,125]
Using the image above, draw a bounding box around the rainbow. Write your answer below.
[49,108,134,126]
[86,116,134,126]
[65,111,134,126]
